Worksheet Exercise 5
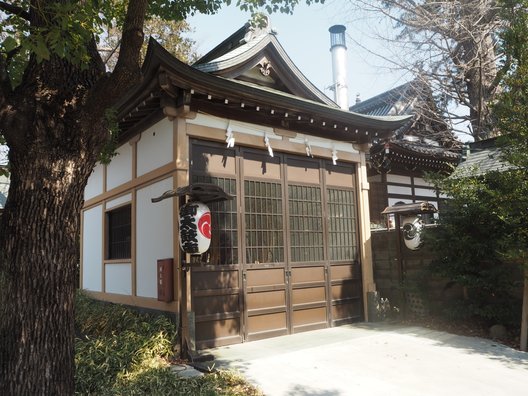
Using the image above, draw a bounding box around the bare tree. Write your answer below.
[346,0,504,141]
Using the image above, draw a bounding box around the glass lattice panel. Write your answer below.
[328,188,357,261]
[288,185,324,262]
[244,180,284,263]
[192,175,238,265]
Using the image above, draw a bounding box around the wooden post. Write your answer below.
[178,194,193,360]
[394,214,406,317]
[356,149,376,321]
[521,268,528,352]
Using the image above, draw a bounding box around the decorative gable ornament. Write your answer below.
[259,59,272,76]
[179,202,212,254]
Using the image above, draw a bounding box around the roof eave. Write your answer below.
[115,40,412,144]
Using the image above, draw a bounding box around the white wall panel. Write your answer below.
[136,178,173,298]
[414,187,437,198]
[106,193,132,210]
[387,185,412,195]
[84,163,104,200]
[413,177,433,187]
[137,118,173,177]
[105,264,132,295]
[386,174,411,184]
[106,143,132,191]
[82,205,103,292]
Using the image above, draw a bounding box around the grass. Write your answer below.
[75,292,262,395]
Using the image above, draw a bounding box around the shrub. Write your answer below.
[74,292,177,395]
[74,292,262,395]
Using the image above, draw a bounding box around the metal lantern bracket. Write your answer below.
[151,182,234,204]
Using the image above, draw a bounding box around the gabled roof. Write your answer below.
[115,39,411,145]
[193,19,336,106]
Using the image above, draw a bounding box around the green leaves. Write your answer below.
[2,37,18,54]
[74,292,262,395]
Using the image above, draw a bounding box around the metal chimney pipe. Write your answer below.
[329,25,349,110]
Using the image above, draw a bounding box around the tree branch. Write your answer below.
[0,1,30,20]
[85,0,148,115]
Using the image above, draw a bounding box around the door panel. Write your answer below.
[290,265,328,333]
[330,262,363,325]
[245,266,288,340]
[192,265,243,348]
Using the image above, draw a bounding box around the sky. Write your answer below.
[186,0,412,106]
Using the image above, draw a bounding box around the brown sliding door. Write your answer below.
[190,141,363,348]
[286,158,328,334]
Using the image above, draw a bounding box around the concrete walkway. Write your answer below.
[202,323,528,396]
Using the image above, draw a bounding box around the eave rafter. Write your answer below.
[370,142,460,173]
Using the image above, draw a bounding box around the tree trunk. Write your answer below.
[0,53,107,395]
[0,138,96,395]
[0,3,147,393]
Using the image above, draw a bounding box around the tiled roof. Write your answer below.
[349,81,417,116]
[455,138,514,176]
[393,140,460,160]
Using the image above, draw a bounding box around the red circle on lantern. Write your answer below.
[198,212,211,239]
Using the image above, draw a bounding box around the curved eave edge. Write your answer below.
[115,40,412,131]
[193,34,271,73]
[268,36,336,107]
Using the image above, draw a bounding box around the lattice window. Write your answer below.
[107,205,131,260]
[328,189,357,261]
[244,180,284,263]
[288,185,324,262]
[192,175,238,265]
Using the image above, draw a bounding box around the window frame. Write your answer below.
[105,204,132,261]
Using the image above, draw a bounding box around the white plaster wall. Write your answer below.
[137,118,173,177]
[82,205,103,292]
[106,193,132,210]
[386,174,411,184]
[414,187,437,198]
[413,177,432,187]
[84,163,104,200]
[136,178,173,298]
[105,264,132,295]
[106,143,132,191]
[387,185,413,195]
